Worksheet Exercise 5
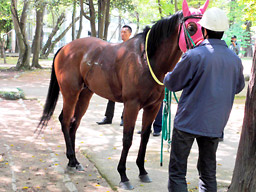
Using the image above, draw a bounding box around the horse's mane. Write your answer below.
[138,11,183,58]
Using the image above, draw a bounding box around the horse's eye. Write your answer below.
[186,22,198,36]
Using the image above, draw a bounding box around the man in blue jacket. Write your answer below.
[164,8,245,192]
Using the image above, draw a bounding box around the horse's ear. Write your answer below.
[182,0,190,17]
[200,0,210,14]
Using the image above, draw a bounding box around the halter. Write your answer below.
[177,14,203,50]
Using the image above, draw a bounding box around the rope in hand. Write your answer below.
[160,88,179,166]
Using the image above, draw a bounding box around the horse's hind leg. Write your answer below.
[60,90,81,168]
[69,87,93,170]
[136,104,161,183]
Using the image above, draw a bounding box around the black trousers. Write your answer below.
[104,100,123,120]
[168,128,219,192]
[153,102,163,133]
[105,100,162,128]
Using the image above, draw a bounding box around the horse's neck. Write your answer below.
[151,36,182,80]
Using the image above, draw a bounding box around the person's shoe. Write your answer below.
[120,119,123,126]
[153,132,161,137]
[96,117,112,125]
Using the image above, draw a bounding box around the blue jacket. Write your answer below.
[164,39,245,137]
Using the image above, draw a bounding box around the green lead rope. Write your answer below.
[160,88,179,166]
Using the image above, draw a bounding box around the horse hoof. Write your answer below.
[66,164,85,173]
[66,165,76,173]
[119,181,134,190]
[139,174,152,183]
[76,164,85,171]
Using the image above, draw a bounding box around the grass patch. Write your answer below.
[234,96,246,104]
[0,88,25,100]
[0,57,18,65]
[0,56,53,67]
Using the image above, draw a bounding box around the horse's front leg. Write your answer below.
[118,100,140,190]
[136,103,162,183]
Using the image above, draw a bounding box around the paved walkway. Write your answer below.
[0,58,250,191]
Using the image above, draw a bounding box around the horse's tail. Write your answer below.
[37,47,63,134]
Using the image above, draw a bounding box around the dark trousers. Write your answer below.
[168,128,219,192]
[153,102,163,133]
[104,100,123,121]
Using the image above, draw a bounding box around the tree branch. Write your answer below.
[44,16,80,57]
[80,0,91,20]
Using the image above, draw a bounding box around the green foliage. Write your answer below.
[111,0,134,12]
[0,0,12,33]
[223,22,251,55]
[0,0,11,19]
[237,0,256,22]
[123,0,231,31]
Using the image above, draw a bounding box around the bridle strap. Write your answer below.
[182,15,203,22]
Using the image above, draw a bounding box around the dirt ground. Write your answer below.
[0,69,114,192]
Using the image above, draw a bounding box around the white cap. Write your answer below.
[198,7,229,32]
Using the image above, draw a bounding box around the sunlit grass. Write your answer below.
[234,96,246,104]
[0,57,18,65]
[0,56,53,70]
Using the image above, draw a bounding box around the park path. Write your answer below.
[0,70,113,192]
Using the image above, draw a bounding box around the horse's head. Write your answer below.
[179,0,209,52]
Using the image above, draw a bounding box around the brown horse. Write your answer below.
[38,0,208,188]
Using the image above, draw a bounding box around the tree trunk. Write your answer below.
[118,15,121,41]
[244,21,252,57]
[32,1,45,68]
[230,0,236,26]
[72,0,77,41]
[228,44,256,191]
[40,13,65,59]
[157,0,163,18]
[175,0,178,12]
[134,11,140,35]
[0,36,6,64]
[80,0,96,37]
[98,0,106,39]
[76,1,83,39]
[11,0,31,70]
[43,16,80,58]
[88,0,96,37]
[103,0,110,40]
